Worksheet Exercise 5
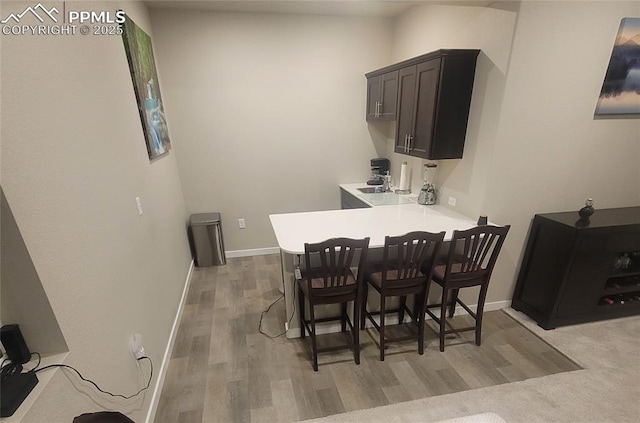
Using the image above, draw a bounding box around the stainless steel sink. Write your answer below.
[357,187,384,193]
[353,188,416,206]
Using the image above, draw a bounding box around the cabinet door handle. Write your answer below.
[407,135,413,152]
[376,101,381,117]
[378,101,383,117]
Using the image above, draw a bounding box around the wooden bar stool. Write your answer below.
[424,225,510,351]
[361,231,445,360]
[298,237,370,371]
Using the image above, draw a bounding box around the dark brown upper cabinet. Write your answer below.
[368,49,479,160]
[366,70,399,121]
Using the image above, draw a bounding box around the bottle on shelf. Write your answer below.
[601,297,614,305]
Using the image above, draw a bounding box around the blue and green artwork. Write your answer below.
[122,15,171,160]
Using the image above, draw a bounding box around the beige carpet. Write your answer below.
[304,309,640,423]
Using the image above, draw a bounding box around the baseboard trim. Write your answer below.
[482,300,511,313]
[145,259,195,423]
[226,247,280,258]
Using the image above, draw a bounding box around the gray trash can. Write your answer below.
[189,212,226,266]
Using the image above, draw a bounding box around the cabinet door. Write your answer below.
[429,55,477,159]
[366,76,382,121]
[379,71,398,120]
[366,72,398,121]
[411,59,441,158]
[514,219,576,320]
[340,189,370,209]
[556,235,611,317]
[395,66,417,154]
[395,60,442,159]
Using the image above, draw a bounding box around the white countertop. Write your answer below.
[269,183,478,254]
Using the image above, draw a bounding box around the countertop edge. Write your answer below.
[270,184,480,255]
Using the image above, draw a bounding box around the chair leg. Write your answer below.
[341,302,347,332]
[360,282,368,330]
[399,295,406,325]
[412,294,420,323]
[439,289,448,352]
[379,296,386,361]
[309,303,318,371]
[298,286,305,339]
[417,291,426,355]
[476,284,489,346]
[353,300,360,365]
[423,278,432,322]
[448,288,459,318]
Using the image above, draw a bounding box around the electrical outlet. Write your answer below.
[130,333,145,360]
[448,196,457,207]
[238,218,246,229]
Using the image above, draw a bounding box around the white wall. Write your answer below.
[483,0,640,301]
[149,9,393,252]
[388,1,520,216]
[0,1,192,421]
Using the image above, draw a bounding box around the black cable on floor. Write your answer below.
[34,356,153,400]
[258,287,296,339]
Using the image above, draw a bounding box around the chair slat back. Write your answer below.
[445,225,510,284]
[304,237,370,290]
[382,231,445,283]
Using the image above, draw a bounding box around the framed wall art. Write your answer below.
[595,18,640,116]
[122,15,171,160]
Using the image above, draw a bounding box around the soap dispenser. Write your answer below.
[417,163,437,205]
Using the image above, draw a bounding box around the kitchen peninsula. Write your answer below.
[269,183,479,338]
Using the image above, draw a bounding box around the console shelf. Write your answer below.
[512,206,640,329]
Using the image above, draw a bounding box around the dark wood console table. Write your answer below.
[512,206,640,329]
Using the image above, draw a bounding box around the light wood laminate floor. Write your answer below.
[154,255,580,423]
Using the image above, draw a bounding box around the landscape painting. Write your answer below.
[595,18,640,115]
[122,15,171,160]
